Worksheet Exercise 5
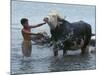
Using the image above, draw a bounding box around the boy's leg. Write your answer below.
[22,41,32,57]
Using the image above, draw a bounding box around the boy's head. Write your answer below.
[20,18,28,27]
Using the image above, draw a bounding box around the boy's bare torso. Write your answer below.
[22,28,31,41]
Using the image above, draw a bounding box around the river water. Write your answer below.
[11,1,96,74]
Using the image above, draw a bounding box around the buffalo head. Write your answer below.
[43,12,63,30]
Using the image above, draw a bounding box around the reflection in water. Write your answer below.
[49,53,96,72]
[11,45,96,74]
[19,58,33,74]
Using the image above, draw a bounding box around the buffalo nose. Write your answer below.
[43,17,48,23]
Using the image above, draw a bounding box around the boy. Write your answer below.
[20,18,46,57]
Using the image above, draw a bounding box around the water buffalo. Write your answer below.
[44,12,92,56]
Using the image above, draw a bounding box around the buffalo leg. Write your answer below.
[54,50,58,56]
[81,45,90,54]
[81,47,86,54]
[53,47,58,56]
[81,26,91,54]
[53,44,58,56]
[81,36,91,54]
[63,49,67,56]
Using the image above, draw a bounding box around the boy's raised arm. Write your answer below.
[29,22,46,28]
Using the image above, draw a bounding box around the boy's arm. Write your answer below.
[22,29,38,35]
[29,22,46,28]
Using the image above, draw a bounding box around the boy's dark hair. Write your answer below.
[20,18,28,25]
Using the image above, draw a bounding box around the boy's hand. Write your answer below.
[36,33,44,38]
[37,33,43,36]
